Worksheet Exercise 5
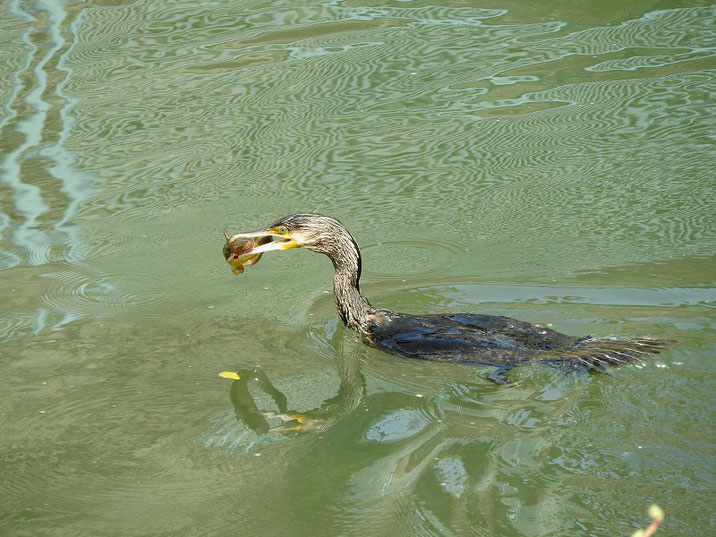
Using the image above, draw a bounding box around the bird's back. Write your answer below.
[366,311,671,374]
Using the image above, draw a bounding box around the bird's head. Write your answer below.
[224,214,354,259]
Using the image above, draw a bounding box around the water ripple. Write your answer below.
[0,2,713,536]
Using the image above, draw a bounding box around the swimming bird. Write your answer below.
[225,214,671,383]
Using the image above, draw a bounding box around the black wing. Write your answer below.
[367,312,580,366]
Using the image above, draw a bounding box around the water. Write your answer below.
[1,0,714,535]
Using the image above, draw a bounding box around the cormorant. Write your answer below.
[224,214,671,383]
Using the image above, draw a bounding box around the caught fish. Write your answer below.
[222,230,270,275]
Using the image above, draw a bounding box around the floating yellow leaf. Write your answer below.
[218,371,240,380]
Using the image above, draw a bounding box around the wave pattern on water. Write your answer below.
[0,2,714,536]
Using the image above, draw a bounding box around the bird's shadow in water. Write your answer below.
[227,349,367,436]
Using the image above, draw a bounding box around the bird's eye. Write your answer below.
[278,226,288,235]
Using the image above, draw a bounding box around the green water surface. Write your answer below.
[1,1,714,535]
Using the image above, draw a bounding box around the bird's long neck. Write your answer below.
[329,234,374,334]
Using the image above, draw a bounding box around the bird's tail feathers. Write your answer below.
[551,336,674,372]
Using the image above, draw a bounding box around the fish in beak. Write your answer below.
[222,230,267,275]
[222,227,299,275]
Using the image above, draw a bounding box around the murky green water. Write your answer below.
[1,1,714,535]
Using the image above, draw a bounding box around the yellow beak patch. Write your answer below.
[280,238,299,250]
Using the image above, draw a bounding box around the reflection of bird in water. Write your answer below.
[227,368,308,434]
[226,357,366,435]
[226,214,672,384]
